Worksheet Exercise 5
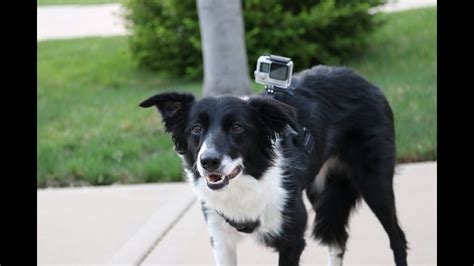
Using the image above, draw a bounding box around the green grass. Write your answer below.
[345,7,437,162]
[38,37,202,187]
[38,7,436,187]
[38,0,120,5]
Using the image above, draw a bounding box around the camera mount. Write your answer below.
[264,84,295,96]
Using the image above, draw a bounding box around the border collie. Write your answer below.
[140,65,408,266]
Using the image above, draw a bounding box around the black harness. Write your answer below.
[266,86,315,155]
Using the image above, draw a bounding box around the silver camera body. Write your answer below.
[254,54,294,89]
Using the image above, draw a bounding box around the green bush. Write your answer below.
[124,0,386,79]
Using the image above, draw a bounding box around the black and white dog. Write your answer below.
[140,65,408,266]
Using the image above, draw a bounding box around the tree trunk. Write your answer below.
[197,0,251,97]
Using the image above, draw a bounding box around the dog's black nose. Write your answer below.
[200,153,222,171]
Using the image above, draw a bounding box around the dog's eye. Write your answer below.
[231,123,244,133]
[191,125,202,134]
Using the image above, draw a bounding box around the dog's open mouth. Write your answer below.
[206,166,241,190]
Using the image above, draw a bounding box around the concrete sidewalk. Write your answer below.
[38,183,195,265]
[37,0,437,41]
[37,3,127,41]
[38,161,436,265]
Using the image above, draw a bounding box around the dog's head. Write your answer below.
[140,92,297,190]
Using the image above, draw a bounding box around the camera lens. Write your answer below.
[269,63,288,81]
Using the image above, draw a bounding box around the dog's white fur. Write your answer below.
[203,209,241,265]
[313,156,344,193]
[328,244,344,266]
[183,141,288,265]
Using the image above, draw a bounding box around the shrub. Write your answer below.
[124,0,386,80]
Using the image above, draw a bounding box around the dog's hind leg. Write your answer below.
[345,133,408,266]
[352,164,408,266]
[201,204,241,266]
[306,168,360,266]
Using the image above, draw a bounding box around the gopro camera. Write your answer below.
[254,54,294,89]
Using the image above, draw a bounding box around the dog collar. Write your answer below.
[217,211,260,233]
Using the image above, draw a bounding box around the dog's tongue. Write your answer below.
[208,174,221,182]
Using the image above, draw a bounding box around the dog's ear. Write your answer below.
[140,92,195,153]
[248,97,298,137]
[140,92,195,123]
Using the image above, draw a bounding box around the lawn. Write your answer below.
[38,0,121,5]
[37,7,436,187]
[345,7,437,162]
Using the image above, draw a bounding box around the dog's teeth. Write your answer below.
[208,177,223,184]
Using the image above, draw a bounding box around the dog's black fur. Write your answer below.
[140,65,408,266]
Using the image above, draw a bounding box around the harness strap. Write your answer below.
[266,86,315,154]
[217,211,260,234]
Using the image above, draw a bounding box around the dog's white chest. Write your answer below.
[190,155,288,238]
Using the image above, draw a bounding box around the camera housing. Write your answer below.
[254,55,293,89]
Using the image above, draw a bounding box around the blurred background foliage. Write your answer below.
[124,0,386,79]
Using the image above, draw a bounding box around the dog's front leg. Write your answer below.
[277,238,305,266]
[202,205,241,266]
